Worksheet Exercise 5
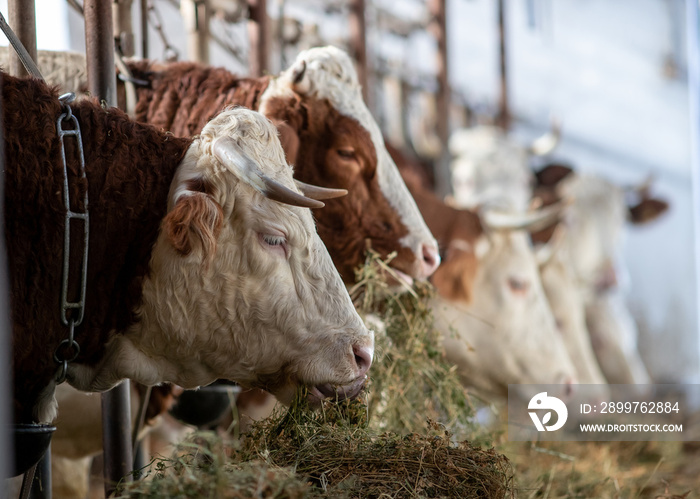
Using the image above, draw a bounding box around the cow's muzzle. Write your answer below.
[308,375,368,405]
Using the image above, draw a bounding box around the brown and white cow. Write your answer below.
[123,46,440,285]
[5,73,372,424]
[395,149,578,401]
[445,129,609,394]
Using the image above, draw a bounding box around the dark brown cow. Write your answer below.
[122,46,439,283]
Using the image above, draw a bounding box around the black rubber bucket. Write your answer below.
[169,382,240,428]
[11,423,56,477]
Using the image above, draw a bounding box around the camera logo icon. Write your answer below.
[528,392,568,431]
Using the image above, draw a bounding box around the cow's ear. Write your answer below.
[628,198,669,224]
[535,164,574,187]
[431,248,478,304]
[271,119,300,165]
[163,177,223,263]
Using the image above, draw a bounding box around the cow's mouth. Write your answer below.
[376,266,414,289]
[308,375,368,405]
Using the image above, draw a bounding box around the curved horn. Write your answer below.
[291,59,307,84]
[212,136,324,209]
[480,202,565,232]
[623,173,654,198]
[294,180,348,200]
[528,117,561,156]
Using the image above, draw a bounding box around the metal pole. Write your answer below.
[348,0,368,102]
[113,0,135,57]
[428,0,451,198]
[248,0,268,76]
[496,0,510,130]
[83,1,133,496]
[181,0,210,63]
[8,0,37,77]
[140,0,149,59]
[84,0,117,105]
[31,444,52,499]
[0,56,12,485]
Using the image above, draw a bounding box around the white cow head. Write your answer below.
[535,230,610,403]
[76,109,374,406]
[431,208,578,402]
[448,124,559,212]
[537,170,667,386]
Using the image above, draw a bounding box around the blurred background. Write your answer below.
[3,0,698,385]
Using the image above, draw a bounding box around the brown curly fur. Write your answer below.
[3,72,192,423]
[121,60,415,283]
[125,60,271,138]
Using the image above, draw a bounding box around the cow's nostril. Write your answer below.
[563,376,576,398]
[352,344,373,377]
[420,243,440,278]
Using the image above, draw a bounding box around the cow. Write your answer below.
[445,129,610,395]
[4,72,374,425]
[447,123,560,211]
[534,166,669,385]
[117,46,440,285]
[393,147,579,402]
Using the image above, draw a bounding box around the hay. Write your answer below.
[501,439,698,498]
[349,251,478,440]
[116,253,514,498]
[118,395,514,498]
[0,47,88,92]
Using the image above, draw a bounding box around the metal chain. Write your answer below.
[148,1,180,61]
[53,92,89,385]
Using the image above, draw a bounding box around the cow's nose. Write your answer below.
[352,344,373,377]
[419,243,440,278]
[558,375,577,400]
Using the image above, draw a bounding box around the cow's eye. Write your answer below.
[507,277,530,295]
[262,234,285,246]
[337,148,356,159]
[258,232,288,258]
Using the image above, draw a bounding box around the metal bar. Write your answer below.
[428,0,451,198]
[247,0,269,76]
[0,63,11,486]
[348,0,368,102]
[7,0,37,78]
[101,381,132,494]
[0,11,43,79]
[32,445,52,499]
[113,0,135,57]
[140,0,149,58]
[84,0,117,105]
[497,0,510,130]
[181,0,209,63]
[83,1,132,495]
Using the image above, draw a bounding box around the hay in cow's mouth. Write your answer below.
[348,250,479,438]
